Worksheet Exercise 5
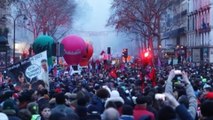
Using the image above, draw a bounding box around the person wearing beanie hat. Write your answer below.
[2,99,21,120]
[0,112,9,120]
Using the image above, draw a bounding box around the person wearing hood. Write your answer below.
[105,90,124,114]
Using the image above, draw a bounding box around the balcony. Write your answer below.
[181,10,187,16]
[198,27,211,33]
[166,27,186,38]
[198,23,211,33]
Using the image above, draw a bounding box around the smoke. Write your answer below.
[72,0,137,58]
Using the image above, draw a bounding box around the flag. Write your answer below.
[149,68,156,86]
[109,69,117,78]
[158,57,161,67]
[100,50,105,55]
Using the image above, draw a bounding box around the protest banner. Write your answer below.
[6,51,49,89]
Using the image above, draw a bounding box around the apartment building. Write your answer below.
[162,0,188,63]
[0,0,9,38]
[187,0,213,62]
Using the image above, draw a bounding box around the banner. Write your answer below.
[6,51,49,89]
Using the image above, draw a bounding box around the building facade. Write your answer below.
[0,0,11,69]
[162,0,188,62]
[187,0,213,62]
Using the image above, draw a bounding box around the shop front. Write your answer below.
[191,47,212,63]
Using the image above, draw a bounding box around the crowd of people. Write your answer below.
[0,59,213,120]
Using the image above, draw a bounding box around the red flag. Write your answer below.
[149,68,156,86]
[100,50,105,55]
[109,69,117,78]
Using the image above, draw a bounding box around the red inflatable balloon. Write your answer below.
[79,59,89,66]
[79,42,93,66]
[61,35,86,65]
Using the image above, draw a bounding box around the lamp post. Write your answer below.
[2,14,27,64]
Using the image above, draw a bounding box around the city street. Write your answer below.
[0,0,213,120]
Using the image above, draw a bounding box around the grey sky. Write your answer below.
[72,0,136,57]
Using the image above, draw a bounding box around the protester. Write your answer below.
[2,99,21,120]
[120,104,134,120]
[18,109,31,120]
[51,92,77,119]
[200,100,213,120]
[102,107,120,120]
[165,69,197,119]
[15,72,30,91]
[40,105,51,120]
[133,96,155,120]
[27,102,40,120]
[1,57,213,120]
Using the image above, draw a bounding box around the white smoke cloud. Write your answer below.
[71,0,137,58]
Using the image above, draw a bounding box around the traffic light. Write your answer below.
[122,48,128,58]
[144,51,150,58]
[107,47,111,54]
[52,42,65,57]
[141,50,152,66]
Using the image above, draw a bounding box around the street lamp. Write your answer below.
[2,14,27,63]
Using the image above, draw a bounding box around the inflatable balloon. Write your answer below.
[33,35,54,65]
[79,59,89,66]
[61,35,86,65]
[79,41,93,66]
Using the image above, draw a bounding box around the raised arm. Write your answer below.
[182,72,198,119]
[165,70,176,94]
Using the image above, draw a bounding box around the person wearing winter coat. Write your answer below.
[165,70,197,119]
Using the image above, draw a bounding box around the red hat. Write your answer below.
[204,92,213,99]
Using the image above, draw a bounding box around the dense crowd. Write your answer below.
[0,60,213,120]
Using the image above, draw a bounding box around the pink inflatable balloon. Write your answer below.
[61,35,86,65]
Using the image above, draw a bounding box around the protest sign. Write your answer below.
[6,51,48,85]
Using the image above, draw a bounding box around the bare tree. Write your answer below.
[0,0,16,9]
[16,0,76,41]
[107,0,172,50]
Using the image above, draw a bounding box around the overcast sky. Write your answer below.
[72,0,136,57]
